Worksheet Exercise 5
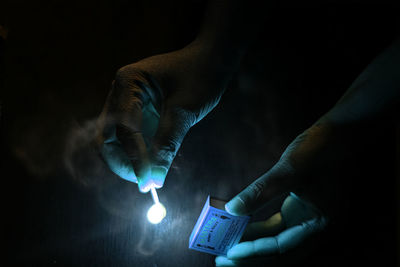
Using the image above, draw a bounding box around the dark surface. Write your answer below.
[1,1,399,266]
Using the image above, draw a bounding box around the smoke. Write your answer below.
[3,48,293,265]
[64,118,107,188]
[63,117,146,217]
[7,113,69,178]
[62,117,196,260]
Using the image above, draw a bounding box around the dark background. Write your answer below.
[1,1,399,266]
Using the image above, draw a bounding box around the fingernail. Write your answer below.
[215,256,235,266]
[138,182,150,193]
[151,166,167,187]
[227,244,244,259]
[225,197,246,216]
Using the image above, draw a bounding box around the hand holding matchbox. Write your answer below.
[189,196,250,256]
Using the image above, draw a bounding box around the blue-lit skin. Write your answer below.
[216,193,327,266]
[215,39,400,266]
[101,101,163,192]
[215,123,331,266]
[98,42,237,194]
[101,139,137,183]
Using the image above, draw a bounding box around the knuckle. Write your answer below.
[302,216,328,233]
[276,158,295,172]
[113,67,149,112]
[247,179,266,200]
[169,106,197,130]
[152,142,178,166]
[114,66,131,86]
[314,216,328,230]
[274,236,283,255]
[114,66,146,91]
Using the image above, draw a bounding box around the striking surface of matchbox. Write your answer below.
[189,196,250,256]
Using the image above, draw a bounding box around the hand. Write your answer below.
[216,121,349,266]
[97,42,233,192]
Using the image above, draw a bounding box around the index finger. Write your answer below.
[99,79,153,192]
[225,160,296,216]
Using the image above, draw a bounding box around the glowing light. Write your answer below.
[146,186,166,224]
[147,202,166,224]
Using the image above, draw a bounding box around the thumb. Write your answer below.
[225,160,296,216]
[147,106,195,191]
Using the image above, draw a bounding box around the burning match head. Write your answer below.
[147,202,166,224]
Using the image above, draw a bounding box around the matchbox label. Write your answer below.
[189,196,250,256]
